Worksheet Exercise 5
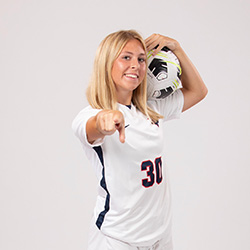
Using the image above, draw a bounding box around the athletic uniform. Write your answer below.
[72,89,184,250]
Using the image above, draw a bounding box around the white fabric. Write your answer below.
[87,217,173,250]
[72,89,184,247]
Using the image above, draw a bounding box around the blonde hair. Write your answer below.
[86,30,163,123]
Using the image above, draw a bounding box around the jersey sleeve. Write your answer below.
[72,106,104,147]
[147,89,184,122]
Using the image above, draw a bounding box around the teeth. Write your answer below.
[125,74,137,78]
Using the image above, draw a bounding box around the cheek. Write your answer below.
[112,61,125,77]
[111,62,120,80]
[140,65,146,77]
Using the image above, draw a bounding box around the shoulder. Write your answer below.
[73,105,101,120]
[72,105,102,142]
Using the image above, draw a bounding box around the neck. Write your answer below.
[116,92,132,106]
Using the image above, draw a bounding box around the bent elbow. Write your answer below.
[200,85,208,100]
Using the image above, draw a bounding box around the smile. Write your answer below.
[124,73,138,79]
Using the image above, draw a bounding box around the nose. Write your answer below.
[130,58,139,69]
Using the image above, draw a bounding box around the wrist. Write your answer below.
[171,43,182,54]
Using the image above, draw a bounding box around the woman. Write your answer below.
[72,30,207,250]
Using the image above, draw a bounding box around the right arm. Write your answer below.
[145,34,208,112]
[86,110,126,144]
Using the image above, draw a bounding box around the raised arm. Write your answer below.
[145,34,208,111]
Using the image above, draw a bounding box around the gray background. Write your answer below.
[1,0,250,249]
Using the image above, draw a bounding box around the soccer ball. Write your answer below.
[147,47,182,100]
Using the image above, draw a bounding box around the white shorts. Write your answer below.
[87,220,173,250]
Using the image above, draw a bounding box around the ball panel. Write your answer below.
[147,47,182,100]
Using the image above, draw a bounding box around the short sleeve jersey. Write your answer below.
[72,89,184,246]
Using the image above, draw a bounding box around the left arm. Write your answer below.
[145,34,208,112]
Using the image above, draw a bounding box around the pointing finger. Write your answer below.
[113,113,125,143]
[115,122,125,143]
[117,123,125,143]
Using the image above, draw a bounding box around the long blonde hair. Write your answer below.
[86,30,163,123]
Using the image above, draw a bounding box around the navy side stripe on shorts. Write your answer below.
[93,146,110,229]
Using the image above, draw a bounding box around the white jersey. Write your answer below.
[72,89,184,246]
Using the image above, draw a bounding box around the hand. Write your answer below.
[145,34,180,56]
[96,110,125,143]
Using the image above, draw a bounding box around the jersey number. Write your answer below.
[141,157,163,188]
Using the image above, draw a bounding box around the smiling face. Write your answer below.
[111,39,147,105]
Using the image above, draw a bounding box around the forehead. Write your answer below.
[121,39,145,54]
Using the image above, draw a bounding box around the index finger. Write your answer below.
[113,112,125,143]
[145,34,160,52]
[117,124,125,143]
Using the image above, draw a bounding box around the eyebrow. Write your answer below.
[122,51,146,56]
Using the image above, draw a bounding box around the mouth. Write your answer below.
[124,73,139,79]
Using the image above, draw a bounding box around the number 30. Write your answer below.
[141,157,163,188]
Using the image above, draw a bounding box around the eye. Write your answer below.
[138,57,146,63]
[123,55,130,60]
